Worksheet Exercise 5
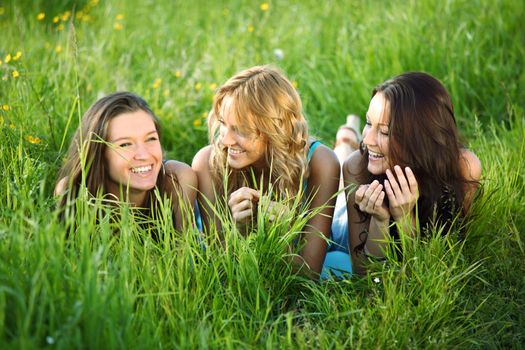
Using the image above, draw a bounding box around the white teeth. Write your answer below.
[368,151,384,159]
[228,148,245,155]
[131,165,152,173]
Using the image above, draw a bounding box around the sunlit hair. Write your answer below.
[357,72,473,227]
[57,92,178,211]
[208,65,309,199]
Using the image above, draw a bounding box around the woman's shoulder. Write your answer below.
[343,150,364,181]
[459,148,482,182]
[163,160,197,187]
[192,145,213,171]
[308,141,339,172]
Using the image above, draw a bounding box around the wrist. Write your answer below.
[392,209,414,222]
[371,214,390,226]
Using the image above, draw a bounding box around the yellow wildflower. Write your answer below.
[163,89,170,97]
[292,80,298,88]
[90,0,99,6]
[152,78,162,89]
[0,60,2,65]
[174,70,182,78]
[195,82,202,91]
[208,83,217,90]
[260,3,269,11]
[55,45,63,53]
[13,51,22,61]
[5,54,11,63]
[82,14,92,22]
[1,76,7,81]
[9,123,15,129]
[75,11,84,20]
[25,135,42,144]
[114,22,123,30]
[247,25,254,33]
[0,7,5,16]
[12,70,20,78]
[193,119,202,127]
[53,16,60,23]
[61,11,71,21]
[57,24,65,31]
[37,12,45,21]
[201,111,208,118]
[2,105,9,111]
[116,14,124,20]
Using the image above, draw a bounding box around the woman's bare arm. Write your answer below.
[300,144,340,276]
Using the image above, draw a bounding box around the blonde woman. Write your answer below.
[192,66,340,278]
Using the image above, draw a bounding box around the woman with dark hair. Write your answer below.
[331,72,481,275]
[55,92,197,231]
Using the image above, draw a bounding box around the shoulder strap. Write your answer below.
[303,140,322,193]
[307,140,322,162]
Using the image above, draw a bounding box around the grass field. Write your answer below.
[1,0,524,348]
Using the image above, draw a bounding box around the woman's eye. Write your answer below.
[118,142,132,148]
[380,130,389,136]
[146,136,158,142]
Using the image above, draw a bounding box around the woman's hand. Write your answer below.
[355,180,390,223]
[384,165,419,220]
[228,187,260,226]
[259,195,290,223]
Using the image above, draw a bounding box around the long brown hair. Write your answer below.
[57,92,179,215]
[357,72,472,227]
[208,65,309,199]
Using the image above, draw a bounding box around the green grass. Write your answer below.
[1,0,524,348]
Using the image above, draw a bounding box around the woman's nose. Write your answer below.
[362,127,375,146]
[133,143,149,159]
[221,128,235,146]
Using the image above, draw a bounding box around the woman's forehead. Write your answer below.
[220,96,252,125]
[368,92,390,125]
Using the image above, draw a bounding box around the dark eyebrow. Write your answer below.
[365,113,389,127]
[109,130,158,143]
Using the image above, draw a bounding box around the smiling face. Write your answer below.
[362,92,391,175]
[104,110,162,205]
[218,96,267,170]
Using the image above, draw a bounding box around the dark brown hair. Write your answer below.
[357,72,472,230]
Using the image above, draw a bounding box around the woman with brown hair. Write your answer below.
[342,72,482,274]
[55,92,197,231]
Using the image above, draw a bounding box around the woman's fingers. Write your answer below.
[374,191,385,211]
[394,165,411,194]
[404,166,418,195]
[386,168,402,198]
[384,179,398,207]
[232,206,255,222]
[228,187,260,223]
[366,182,383,211]
[228,187,260,207]
[355,184,368,203]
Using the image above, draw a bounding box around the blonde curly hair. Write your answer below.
[208,65,309,199]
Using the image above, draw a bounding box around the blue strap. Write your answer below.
[307,140,322,162]
[303,140,322,192]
